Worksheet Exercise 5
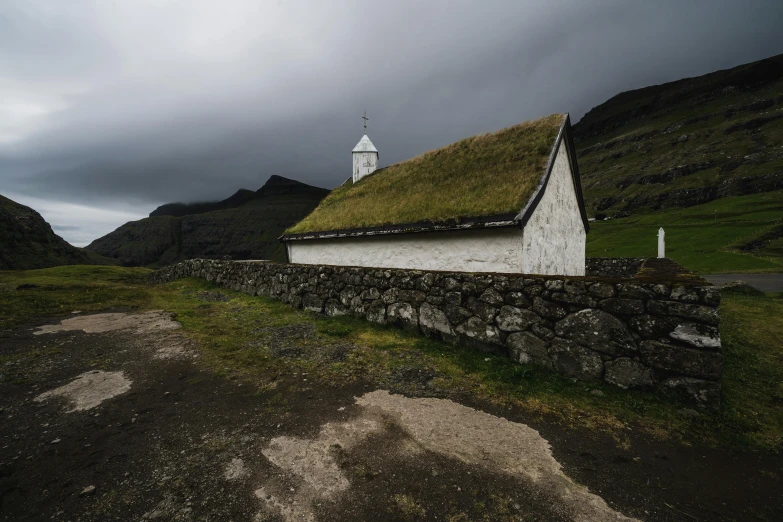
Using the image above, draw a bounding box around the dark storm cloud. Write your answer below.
[1,0,781,245]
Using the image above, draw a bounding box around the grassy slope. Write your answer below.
[587,190,783,273]
[574,53,783,216]
[2,265,781,452]
[287,114,563,234]
[87,192,326,267]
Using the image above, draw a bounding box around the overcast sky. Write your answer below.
[1,0,781,246]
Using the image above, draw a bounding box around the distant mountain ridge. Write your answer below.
[0,194,116,270]
[87,175,328,266]
[149,175,326,218]
[573,53,783,216]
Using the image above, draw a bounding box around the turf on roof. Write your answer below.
[285,113,565,235]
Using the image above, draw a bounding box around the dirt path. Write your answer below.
[1,311,781,521]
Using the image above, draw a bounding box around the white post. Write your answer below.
[657,228,665,258]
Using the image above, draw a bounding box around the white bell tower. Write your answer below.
[352,111,378,183]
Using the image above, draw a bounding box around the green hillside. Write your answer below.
[87,176,328,266]
[587,191,783,273]
[574,53,783,217]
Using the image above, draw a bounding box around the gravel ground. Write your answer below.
[1,311,781,521]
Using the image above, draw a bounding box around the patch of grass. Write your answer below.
[717,291,783,449]
[2,266,782,452]
[286,114,563,234]
[391,494,426,521]
[0,265,153,329]
[587,191,783,273]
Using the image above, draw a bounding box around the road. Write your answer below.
[703,274,783,292]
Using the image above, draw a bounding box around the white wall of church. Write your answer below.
[520,139,586,276]
[352,151,378,183]
[287,227,527,273]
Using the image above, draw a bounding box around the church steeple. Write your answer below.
[352,111,378,183]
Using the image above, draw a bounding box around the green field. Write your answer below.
[2,265,781,452]
[587,191,783,273]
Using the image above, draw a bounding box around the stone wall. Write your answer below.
[585,257,645,278]
[150,259,723,409]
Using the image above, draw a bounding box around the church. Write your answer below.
[280,113,589,276]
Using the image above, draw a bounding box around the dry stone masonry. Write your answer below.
[150,258,722,409]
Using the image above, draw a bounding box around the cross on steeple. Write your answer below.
[362,111,369,133]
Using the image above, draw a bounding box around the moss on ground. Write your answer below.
[286,114,563,234]
[1,265,781,452]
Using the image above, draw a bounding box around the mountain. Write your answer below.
[573,53,783,217]
[0,194,116,270]
[86,176,329,266]
[149,176,330,218]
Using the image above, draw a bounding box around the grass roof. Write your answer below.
[285,113,565,235]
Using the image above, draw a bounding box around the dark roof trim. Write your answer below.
[280,214,519,241]
[515,114,590,233]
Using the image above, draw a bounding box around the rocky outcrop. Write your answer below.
[151,259,724,409]
[0,194,114,270]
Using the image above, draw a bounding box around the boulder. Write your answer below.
[443,305,473,325]
[554,309,636,356]
[419,303,454,339]
[563,280,587,295]
[444,291,462,306]
[659,376,721,410]
[324,299,348,317]
[381,288,400,305]
[647,301,719,325]
[387,302,419,330]
[365,300,387,324]
[669,323,721,350]
[719,280,763,297]
[618,284,654,300]
[588,282,616,299]
[466,297,498,323]
[545,280,564,291]
[628,314,677,339]
[547,338,604,381]
[350,295,366,315]
[670,286,700,303]
[599,298,645,315]
[455,317,502,346]
[302,294,323,313]
[699,286,722,306]
[495,306,542,332]
[639,340,723,379]
[361,287,381,301]
[505,291,531,308]
[507,332,552,368]
[398,289,427,303]
[532,297,567,321]
[551,292,596,308]
[479,288,505,306]
[531,323,556,341]
[604,358,654,389]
